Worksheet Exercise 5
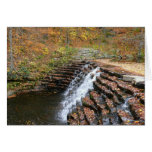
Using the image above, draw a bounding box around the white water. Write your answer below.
[57,66,101,122]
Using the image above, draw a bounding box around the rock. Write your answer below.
[117,109,134,124]
[105,98,116,112]
[130,103,145,121]
[123,75,145,85]
[93,81,113,98]
[82,97,97,110]
[7,90,16,97]
[83,107,97,125]
[90,73,94,79]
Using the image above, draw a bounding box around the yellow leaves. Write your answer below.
[58,47,65,52]
[70,31,77,39]
[87,27,96,31]
[81,33,88,40]
[42,48,49,55]
[57,47,66,55]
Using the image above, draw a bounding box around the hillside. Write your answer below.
[7,27,145,91]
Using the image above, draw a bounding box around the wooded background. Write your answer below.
[7,27,145,82]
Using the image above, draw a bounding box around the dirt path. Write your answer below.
[94,59,145,76]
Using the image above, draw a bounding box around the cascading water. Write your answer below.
[117,96,133,116]
[57,66,101,122]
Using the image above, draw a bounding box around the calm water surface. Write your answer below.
[7,92,66,125]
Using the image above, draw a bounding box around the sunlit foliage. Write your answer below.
[7,27,145,82]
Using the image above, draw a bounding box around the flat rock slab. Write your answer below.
[122,75,145,84]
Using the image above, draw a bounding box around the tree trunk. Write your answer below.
[66,28,69,47]
[9,27,14,72]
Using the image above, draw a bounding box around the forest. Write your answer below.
[7,27,144,90]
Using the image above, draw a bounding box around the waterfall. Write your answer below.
[57,66,101,122]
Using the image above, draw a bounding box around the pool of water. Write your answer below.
[7,92,66,125]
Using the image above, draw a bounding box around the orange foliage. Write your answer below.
[7,27,145,71]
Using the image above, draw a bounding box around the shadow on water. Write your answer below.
[7,92,66,125]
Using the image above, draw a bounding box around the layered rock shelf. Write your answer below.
[41,61,88,93]
[67,62,145,125]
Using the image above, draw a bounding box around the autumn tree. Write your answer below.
[8,27,14,73]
